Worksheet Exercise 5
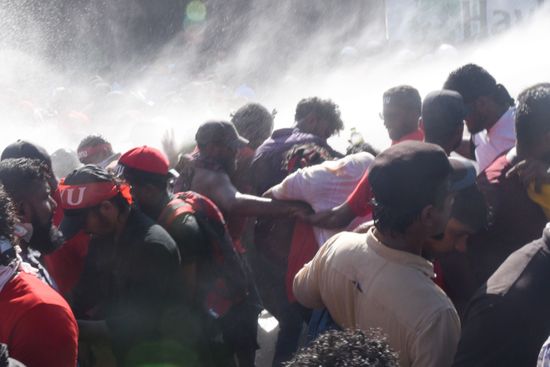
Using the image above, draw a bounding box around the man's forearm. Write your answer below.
[229,193,306,217]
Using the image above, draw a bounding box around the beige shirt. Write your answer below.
[293,229,460,367]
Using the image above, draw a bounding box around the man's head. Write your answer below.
[1,140,57,189]
[51,149,81,179]
[422,90,466,155]
[381,85,421,141]
[515,83,550,161]
[424,158,488,255]
[0,158,61,253]
[368,141,453,241]
[117,146,170,215]
[295,97,344,139]
[195,120,249,173]
[286,329,398,367]
[77,134,114,165]
[231,103,274,150]
[443,64,514,134]
[59,165,131,238]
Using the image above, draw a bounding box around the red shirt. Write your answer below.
[345,128,425,216]
[391,128,425,145]
[285,221,318,302]
[0,272,78,367]
[44,231,90,295]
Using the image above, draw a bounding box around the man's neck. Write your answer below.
[373,228,423,256]
[396,125,419,141]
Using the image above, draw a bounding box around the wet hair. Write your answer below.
[0,158,51,203]
[443,64,514,106]
[452,186,490,232]
[285,329,398,367]
[371,179,449,235]
[368,143,451,235]
[295,97,344,135]
[515,83,550,148]
[77,134,113,153]
[0,185,17,242]
[346,142,380,157]
[383,85,421,115]
[122,166,168,191]
[231,103,274,148]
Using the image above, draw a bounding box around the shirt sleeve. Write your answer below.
[345,172,373,217]
[410,306,461,367]
[10,303,78,367]
[270,169,307,201]
[169,214,208,264]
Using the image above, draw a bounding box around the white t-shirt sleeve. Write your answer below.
[269,169,308,201]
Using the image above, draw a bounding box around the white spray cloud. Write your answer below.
[0,1,548,155]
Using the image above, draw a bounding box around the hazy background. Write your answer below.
[0,0,548,155]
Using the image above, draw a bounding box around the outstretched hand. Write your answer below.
[161,129,178,165]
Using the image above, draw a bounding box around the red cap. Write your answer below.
[118,146,169,175]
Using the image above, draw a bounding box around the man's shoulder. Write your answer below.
[485,232,550,297]
[193,166,229,186]
[254,128,294,156]
[321,231,368,256]
[128,210,178,251]
[328,231,367,245]
[1,272,72,313]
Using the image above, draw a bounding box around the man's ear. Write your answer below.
[419,205,436,228]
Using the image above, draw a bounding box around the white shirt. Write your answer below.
[270,152,374,246]
[473,107,516,172]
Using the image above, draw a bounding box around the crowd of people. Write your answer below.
[1,63,550,367]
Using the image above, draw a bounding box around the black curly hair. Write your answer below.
[516,83,550,152]
[295,97,344,135]
[0,185,17,242]
[285,329,399,367]
[443,64,514,107]
[231,103,274,149]
[0,158,51,203]
[77,134,112,152]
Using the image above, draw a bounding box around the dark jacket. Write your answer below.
[72,209,189,364]
[453,225,550,367]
